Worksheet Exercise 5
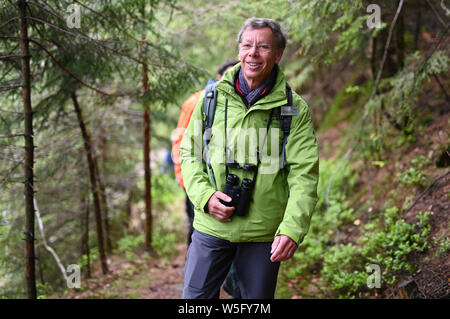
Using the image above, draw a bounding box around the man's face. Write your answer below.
[238,27,284,89]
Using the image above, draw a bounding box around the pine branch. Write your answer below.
[28,38,133,97]
[0,134,25,138]
[0,161,23,187]
[0,64,17,83]
[0,16,20,30]
[25,15,146,66]
[0,55,21,59]
[0,108,22,114]
[0,83,22,91]
[26,0,66,24]
[0,36,19,40]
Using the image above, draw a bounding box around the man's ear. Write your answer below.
[275,48,284,64]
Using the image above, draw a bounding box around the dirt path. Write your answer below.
[62,242,231,299]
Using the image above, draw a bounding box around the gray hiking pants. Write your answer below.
[182,230,280,299]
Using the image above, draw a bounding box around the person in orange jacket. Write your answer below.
[172,59,238,246]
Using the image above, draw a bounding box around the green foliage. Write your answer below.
[151,227,178,257]
[356,49,449,160]
[151,173,183,210]
[434,235,450,257]
[277,158,357,297]
[117,226,181,261]
[77,250,98,274]
[117,234,146,260]
[367,50,448,136]
[358,210,431,286]
[320,78,373,131]
[287,0,365,65]
[396,155,431,188]
[315,158,358,228]
[321,244,367,297]
[279,156,432,298]
[333,15,370,62]
[36,282,54,299]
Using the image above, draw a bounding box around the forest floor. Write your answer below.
[60,231,233,299]
[61,242,231,299]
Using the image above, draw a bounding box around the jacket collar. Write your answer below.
[216,63,289,112]
[234,65,278,108]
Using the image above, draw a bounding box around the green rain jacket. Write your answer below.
[180,63,319,246]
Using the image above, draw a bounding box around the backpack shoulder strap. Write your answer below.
[202,81,218,189]
[286,83,293,105]
[279,83,296,169]
[203,81,218,137]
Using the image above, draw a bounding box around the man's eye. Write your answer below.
[258,45,270,50]
[242,44,252,49]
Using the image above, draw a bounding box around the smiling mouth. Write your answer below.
[247,62,261,68]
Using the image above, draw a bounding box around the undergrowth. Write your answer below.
[277,158,433,298]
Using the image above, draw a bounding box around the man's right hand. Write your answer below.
[206,191,235,222]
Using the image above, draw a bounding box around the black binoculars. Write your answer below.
[220,173,254,217]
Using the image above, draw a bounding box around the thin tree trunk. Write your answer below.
[142,63,153,253]
[71,92,108,274]
[34,198,68,282]
[97,125,112,253]
[126,189,133,232]
[96,163,112,254]
[19,0,36,299]
[81,192,91,278]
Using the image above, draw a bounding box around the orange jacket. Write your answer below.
[172,90,204,189]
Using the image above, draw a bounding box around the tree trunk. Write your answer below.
[126,190,133,232]
[142,64,153,253]
[19,0,37,299]
[97,125,112,253]
[71,92,108,274]
[96,163,112,254]
[80,189,91,278]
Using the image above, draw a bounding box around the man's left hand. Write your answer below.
[270,235,297,262]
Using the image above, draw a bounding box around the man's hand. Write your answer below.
[270,235,297,262]
[206,191,235,222]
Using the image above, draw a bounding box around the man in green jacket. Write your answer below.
[180,17,319,299]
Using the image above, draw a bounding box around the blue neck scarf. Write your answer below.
[238,66,277,107]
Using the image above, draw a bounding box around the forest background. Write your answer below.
[0,0,448,299]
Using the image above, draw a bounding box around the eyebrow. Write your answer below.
[241,41,271,45]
